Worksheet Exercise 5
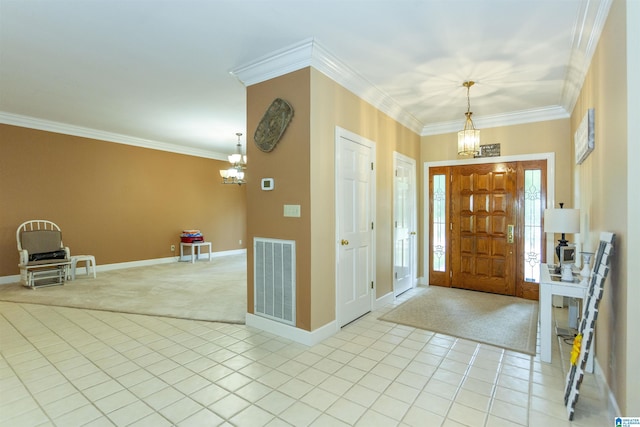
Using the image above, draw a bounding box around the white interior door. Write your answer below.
[393,153,417,296]
[336,128,375,327]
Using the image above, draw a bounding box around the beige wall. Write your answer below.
[245,67,421,331]
[421,119,573,205]
[571,0,635,414]
[0,124,247,277]
[310,69,421,329]
[246,69,313,330]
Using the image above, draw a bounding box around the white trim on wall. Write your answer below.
[0,249,246,285]
[245,313,337,347]
[0,112,228,161]
[422,107,569,136]
[375,291,395,309]
[230,36,605,137]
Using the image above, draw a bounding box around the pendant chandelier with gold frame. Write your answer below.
[457,80,480,156]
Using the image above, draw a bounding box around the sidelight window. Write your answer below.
[433,174,446,272]
[523,169,542,282]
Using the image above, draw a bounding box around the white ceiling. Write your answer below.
[0,0,611,159]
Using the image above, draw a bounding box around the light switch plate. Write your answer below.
[283,204,301,217]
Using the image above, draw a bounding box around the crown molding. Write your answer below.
[7,2,609,150]
[308,41,424,133]
[230,38,316,87]
[561,0,613,113]
[231,37,593,137]
[421,106,570,136]
[0,112,227,160]
[230,38,424,134]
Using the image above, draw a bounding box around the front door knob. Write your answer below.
[341,239,349,246]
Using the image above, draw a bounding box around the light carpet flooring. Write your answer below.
[0,254,246,324]
[0,288,610,427]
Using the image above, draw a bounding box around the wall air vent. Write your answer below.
[254,238,295,326]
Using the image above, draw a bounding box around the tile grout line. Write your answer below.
[1,304,106,425]
[22,304,179,425]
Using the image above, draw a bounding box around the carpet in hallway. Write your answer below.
[379,286,538,355]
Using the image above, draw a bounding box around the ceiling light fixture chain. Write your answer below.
[465,81,472,119]
[457,80,480,156]
[219,132,247,185]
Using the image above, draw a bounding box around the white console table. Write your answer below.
[539,263,593,372]
[180,242,212,263]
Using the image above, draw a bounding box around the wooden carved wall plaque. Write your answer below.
[254,98,294,152]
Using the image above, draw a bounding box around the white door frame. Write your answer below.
[423,152,555,286]
[393,152,417,296]
[335,126,376,327]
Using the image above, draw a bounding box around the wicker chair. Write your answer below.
[17,220,71,288]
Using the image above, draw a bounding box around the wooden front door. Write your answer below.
[428,160,547,299]
[451,163,517,295]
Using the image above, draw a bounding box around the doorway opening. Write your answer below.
[393,152,417,297]
[425,154,553,299]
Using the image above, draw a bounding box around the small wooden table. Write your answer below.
[180,242,212,263]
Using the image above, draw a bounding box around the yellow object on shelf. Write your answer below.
[570,333,583,366]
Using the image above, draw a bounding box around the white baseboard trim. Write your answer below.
[375,290,395,309]
[0,275,20,285]
[594,357,621,420]
[212,249,246,257]
[417,276,427,286]
[245,313,338,346]
[98,256,178,272]
[0,249,247,285]
[177,248,246,263]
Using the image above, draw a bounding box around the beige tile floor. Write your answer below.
[0,289,610,426]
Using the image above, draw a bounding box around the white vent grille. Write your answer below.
[254,238,295,326]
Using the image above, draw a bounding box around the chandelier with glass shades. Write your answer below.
[457,80,481,156]
[219,132,247,185]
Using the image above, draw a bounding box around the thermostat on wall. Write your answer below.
[261,178,274,191]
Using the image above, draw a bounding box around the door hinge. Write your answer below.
[450,223,453,230]
[371,162,374,170]
[394,272,397,279]
[371,222,374,230]
[395,169,398,177]
[394,221,397,228]
[371,281,374,289]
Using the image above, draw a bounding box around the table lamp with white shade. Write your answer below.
[544,203,580,281]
